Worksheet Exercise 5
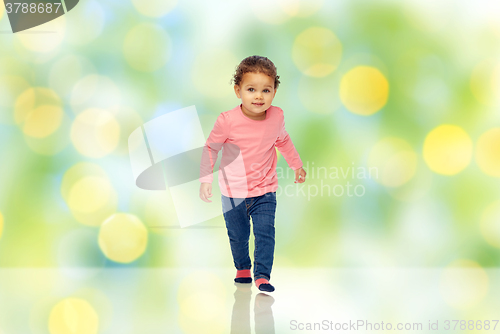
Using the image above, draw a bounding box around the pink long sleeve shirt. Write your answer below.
[199,104,303,198]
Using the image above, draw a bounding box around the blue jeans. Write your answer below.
[221,191,277,281]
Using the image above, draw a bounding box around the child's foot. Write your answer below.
[234,269,252,284]
[255,278,275,292]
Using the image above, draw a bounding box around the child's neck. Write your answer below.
[241,104,266,121]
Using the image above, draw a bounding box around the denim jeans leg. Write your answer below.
[248,192,277,281]
[221,195,252,271]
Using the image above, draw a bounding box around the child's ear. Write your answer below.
[234,85,241,98]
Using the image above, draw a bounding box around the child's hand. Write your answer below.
[199,183,213,202]
[294,167,306,183]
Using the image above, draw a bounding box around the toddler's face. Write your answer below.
[234,72,277,120]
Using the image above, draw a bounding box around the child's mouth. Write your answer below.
[253,103,264,106]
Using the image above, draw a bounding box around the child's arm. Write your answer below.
[199,113,229,202]
[275,116,306,183]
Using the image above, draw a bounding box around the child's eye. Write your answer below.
[248,88,254,92]
[264,89,270,93]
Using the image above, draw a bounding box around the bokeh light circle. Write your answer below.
[70,108,120,158]
[0,76,30,110]
[61,163,108,199]
[68,177,112,214]
[98,213,148,263]
[22,105,63,138]
[66,177,117,227]
[61,163,118,226]
[368,137,418,187]
[191,49,238,98]
[292,27,342,77]
[24,119,71,156]
[423,124,472,175]
[340,66,389,115]
[480,200,500,249]
[0,76,31,124]
[440,259,489,310]
[470,58,500,107]
[16,17,65,53]
[14,87,62,125]
[386,159,433,203]
[278,0,324,18]
[475,128,500,177]
[49,55,96,100]
[131,0,177,17]
[70,75,121,114]
[123,23,171,72]
[13,87,70,154]
[65,0,104,46]
[48,298,99,334]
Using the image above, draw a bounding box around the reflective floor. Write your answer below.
[0,267,499,333]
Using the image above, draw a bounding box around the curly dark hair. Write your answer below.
[231,55,280,89]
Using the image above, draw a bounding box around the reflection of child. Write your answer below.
[199,55,306,292]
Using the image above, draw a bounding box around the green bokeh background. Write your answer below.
[2,1,500,333]
[0,0,499,270]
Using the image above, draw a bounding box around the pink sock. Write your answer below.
[234,269,252,283]
[255,278,275,292]
[236,269,251,278]
[255,278,269,288]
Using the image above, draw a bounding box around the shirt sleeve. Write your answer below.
[275,113,303,171]
[199,113,230,183]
